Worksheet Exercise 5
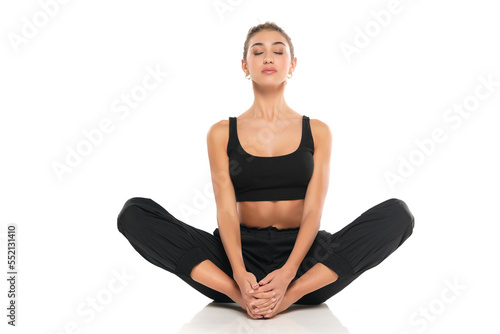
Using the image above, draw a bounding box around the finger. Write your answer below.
[251,290,276,300]
[246,306,263,319]
[254,298,279,313]
[249,298,267,308]
[259,273,274,286]
[247,310,264,319]
[260,296,280,311]
[247,284,260,294]
[242,272,258,292]
[252,305,272,316]
[263,300,282,318]
[244,295,260,307]
[257,303,277,315]
[264,311,276,319]
[247,277,259,292]
[252,282,276,294]
[250,295,274,308]
[255,297,277,311]
[252,283,274,294]
[254,303,277,317]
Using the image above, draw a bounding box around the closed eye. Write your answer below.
[254,52,283,55]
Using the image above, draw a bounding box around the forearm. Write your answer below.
[217,212,246,277]
[282,212,321,275]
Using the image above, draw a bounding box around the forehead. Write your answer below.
[249,30,288,49]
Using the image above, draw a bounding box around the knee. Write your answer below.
[386,198,415,233]
[117,197,150,234]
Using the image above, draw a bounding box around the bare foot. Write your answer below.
[232,294,246,311]
[262,285,302,319]
[231,291,268,319]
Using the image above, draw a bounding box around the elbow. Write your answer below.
[303,208,322,221]
[217,210,239,226]
[301,210,322,228]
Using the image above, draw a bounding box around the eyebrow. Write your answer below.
[250,41,287,49]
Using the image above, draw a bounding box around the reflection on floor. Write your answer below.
[177,302,350,334]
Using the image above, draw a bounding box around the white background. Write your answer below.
[1,0,499,333]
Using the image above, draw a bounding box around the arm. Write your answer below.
[282,119,332,275]
[206,121,266,317]
[206,120,246,275]
[249,119,333,311]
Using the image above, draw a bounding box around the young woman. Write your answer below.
[117,21,415,319]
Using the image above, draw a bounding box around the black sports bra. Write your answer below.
[227,115,315,202]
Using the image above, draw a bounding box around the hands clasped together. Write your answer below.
[233,267,296,319]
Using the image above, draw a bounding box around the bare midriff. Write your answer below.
[236,199,304,229]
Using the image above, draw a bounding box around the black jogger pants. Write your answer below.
[117,197,414,305]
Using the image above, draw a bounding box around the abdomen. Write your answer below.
[237,199,304,229]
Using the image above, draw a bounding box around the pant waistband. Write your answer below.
[212,224,300,241]
[239,223,300,233]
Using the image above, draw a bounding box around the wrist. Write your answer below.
[281,263,298,281]
[232,267,248,281]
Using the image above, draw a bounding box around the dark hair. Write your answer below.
[242,21,295,62]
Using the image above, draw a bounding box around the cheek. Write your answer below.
[247,59,260,72]
[250,58,261,68]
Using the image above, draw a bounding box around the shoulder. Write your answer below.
[207,118,229,136]
[309,118,332,149]
[206,118,230,148]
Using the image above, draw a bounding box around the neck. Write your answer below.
[250,81,290,121]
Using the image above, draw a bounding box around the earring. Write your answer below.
[287,72,293,79]
[245,73,251,80]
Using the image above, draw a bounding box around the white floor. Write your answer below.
[176,302,349,334]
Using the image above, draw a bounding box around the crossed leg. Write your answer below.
[118,197,414,318]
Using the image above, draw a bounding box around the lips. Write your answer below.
[262,67,277,73]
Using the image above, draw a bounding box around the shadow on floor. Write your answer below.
[177,301,350,333]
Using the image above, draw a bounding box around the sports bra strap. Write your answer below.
[227,117,238,155]
[302,115,314,151]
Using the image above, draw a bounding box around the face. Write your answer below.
[242,30,296,86]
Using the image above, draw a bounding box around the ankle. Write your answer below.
[286,280,304,304]
[226,281,242,302]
